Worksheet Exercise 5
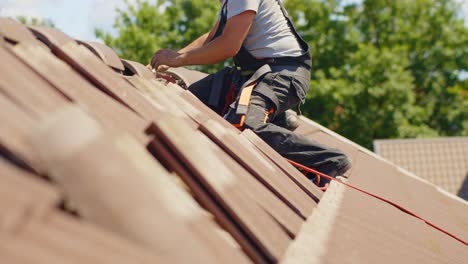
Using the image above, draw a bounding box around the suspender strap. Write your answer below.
[214,0,311,71]
[212,0,228,41]
[273,0,309,52]
[233,0,311,71]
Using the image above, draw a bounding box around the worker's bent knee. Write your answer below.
[319,147,352,175]
[334,150,352,175]
[272,110,300,131]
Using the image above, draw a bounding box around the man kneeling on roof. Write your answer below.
[149,0,351,189]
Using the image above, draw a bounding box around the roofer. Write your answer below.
[150,0,351,188]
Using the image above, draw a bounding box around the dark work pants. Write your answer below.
[189,65,351,181]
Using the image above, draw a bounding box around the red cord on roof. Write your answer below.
[286,159,468,246]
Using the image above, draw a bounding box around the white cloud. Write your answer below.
[91,0,138,37]
[0,0,98,41]
[0,0,63,17]
[92,0,132,25]
[462,0,468,22]
[454,0,468,25]
[92,0,122,28]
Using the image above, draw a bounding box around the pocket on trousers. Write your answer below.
[270,72,293,90]
[291,68,311,103]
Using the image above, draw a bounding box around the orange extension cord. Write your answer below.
[286,159,468,246]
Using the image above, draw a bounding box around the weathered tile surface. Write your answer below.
[1,21,466,264]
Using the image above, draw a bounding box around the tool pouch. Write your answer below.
[204,66,241,115]
[224,64,279,129]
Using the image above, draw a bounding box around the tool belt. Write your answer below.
[206,64,275,129]
[207,56,310,129]
[235,49,312,73]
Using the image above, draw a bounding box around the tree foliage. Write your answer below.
[285,0,467,148]
[96,0,221,72]
[98,0,468,149]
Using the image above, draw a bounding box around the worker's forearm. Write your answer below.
[170,13,252,68]
[178,36,239,66]
[178,33,209,53]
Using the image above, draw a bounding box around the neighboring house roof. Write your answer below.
[0,18,466,264]
[374,138,468,200]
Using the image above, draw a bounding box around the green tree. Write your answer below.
[355,0,467,138]
[98,0,468,149]
[96,0,221,72]
[286,0,467,148]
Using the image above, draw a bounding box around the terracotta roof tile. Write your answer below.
[242,129,324,202]
[290,117,468,258]
[200,120,315,219]
[9,44,148,141]
[122,59,155,79]
[0,46,69,118]
[29,25,162,119]
[1,21,467,264]
[0,92,41,170]
[30,105,250,264]
[29,25,75,48]
[150,116,291,262]
[77,41,126,72]
[0,18,40,45]
[163,67,208,88]
[283,182,467,264]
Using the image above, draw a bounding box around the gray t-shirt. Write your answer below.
[220,0,304,58]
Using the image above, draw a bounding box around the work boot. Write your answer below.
[317,162,352,188]
[303,162,352,191]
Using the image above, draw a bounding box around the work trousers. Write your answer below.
[189,65,351,181]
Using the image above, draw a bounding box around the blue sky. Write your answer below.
[0,0,133,41]
[0,0,466,42]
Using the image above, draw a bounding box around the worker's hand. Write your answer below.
[149,49,184,72]
[146,64,169,72]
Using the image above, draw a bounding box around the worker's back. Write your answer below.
[220,0,304,58]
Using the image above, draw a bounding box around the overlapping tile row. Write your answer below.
[0,18,321,263]
[282,117,468,263]
[1,18,466,264]
[0,157,168,263]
